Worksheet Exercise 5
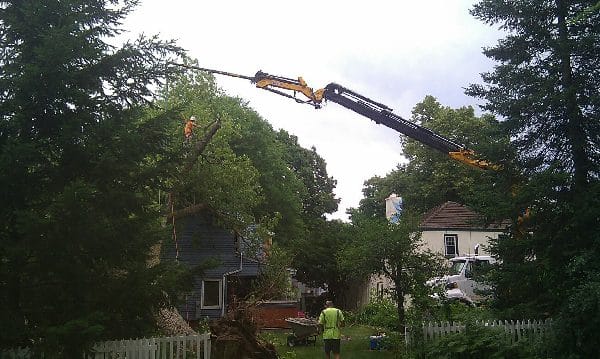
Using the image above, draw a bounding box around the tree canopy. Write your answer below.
[468,0,599,188]
[159,64,339,267]
[356,95,509,219]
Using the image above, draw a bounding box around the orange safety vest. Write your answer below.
[184,120,195,137]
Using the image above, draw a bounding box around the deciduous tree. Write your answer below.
[289,219,355,306]
[342,212,444,333]
[159,65,341,305]
[357,96,509,219]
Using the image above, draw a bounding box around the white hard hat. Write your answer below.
[190,116,196,121]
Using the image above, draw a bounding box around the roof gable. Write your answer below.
[420,201,508,230]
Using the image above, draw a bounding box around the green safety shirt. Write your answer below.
[318,307,344,339]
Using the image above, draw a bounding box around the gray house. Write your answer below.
[162,215,262,322]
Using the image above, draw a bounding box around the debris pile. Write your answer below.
[209,300,277,359]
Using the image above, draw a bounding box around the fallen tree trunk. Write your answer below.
[156,307,196,336]
[153,115,224,335]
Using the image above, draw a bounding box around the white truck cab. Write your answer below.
[428,255,496,305]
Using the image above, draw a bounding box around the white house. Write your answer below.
[419,201,509,258]
[357,199,509,307]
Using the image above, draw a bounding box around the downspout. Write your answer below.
[222,252,243,317]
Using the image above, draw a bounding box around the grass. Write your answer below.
[261,325,404,359]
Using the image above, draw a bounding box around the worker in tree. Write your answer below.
[318,300,344,359]
[184,116,197,140]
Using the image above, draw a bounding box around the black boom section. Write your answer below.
[323,83,465,154]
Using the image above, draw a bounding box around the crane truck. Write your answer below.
[173,64,499,171]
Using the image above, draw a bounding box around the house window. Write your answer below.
[498,234,509,242]
[376,282,384,298]
[201,279,222,309]
[444,234,458,257]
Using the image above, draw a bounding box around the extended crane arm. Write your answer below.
[173,63,325,107]
[173,63,498,170]
[323,83,461,155]
[322,83,499,170]
[253,71,326,107]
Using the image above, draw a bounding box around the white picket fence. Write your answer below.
[0,347,32,359]
[408,319,551,344]
[86,333,211,359]
[0,333,212,359]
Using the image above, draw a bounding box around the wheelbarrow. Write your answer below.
[285,317,321,347]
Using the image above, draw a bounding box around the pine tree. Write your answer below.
[0,0,184,355]
[468,0,599,186]
[467,1,600,355]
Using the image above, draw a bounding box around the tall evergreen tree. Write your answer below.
[0,0,184,355]
[468,1,599,186]
[467,1,600,355]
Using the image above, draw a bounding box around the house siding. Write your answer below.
[421,229,501,257]
[162,215,261,320]
[420,201,508,257]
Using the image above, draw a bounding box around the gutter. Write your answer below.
[222,252,243,317]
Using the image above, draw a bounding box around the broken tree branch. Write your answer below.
[165,114,223,222]
[182,116,222,174]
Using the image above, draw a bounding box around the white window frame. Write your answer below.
[201,279,222,309]
[444,234,459,257]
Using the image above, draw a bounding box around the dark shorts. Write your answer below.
[323,339,341,354]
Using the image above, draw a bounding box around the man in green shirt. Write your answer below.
[318,300,344,359]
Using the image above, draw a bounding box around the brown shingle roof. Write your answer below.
[420,201,508,230]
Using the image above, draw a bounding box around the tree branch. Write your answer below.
[182,116,222,174]
[165,115,222,222]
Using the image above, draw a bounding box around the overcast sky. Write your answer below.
[122,0,502,221]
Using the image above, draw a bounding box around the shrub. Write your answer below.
[350,296,399,330]
[411,323,542,359]
[549,277,600,358]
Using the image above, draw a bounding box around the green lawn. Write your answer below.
[261,325,404,359]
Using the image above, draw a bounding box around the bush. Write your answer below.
[549,277,600,358]
[350,296,399,330]
[410,323,542,359]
